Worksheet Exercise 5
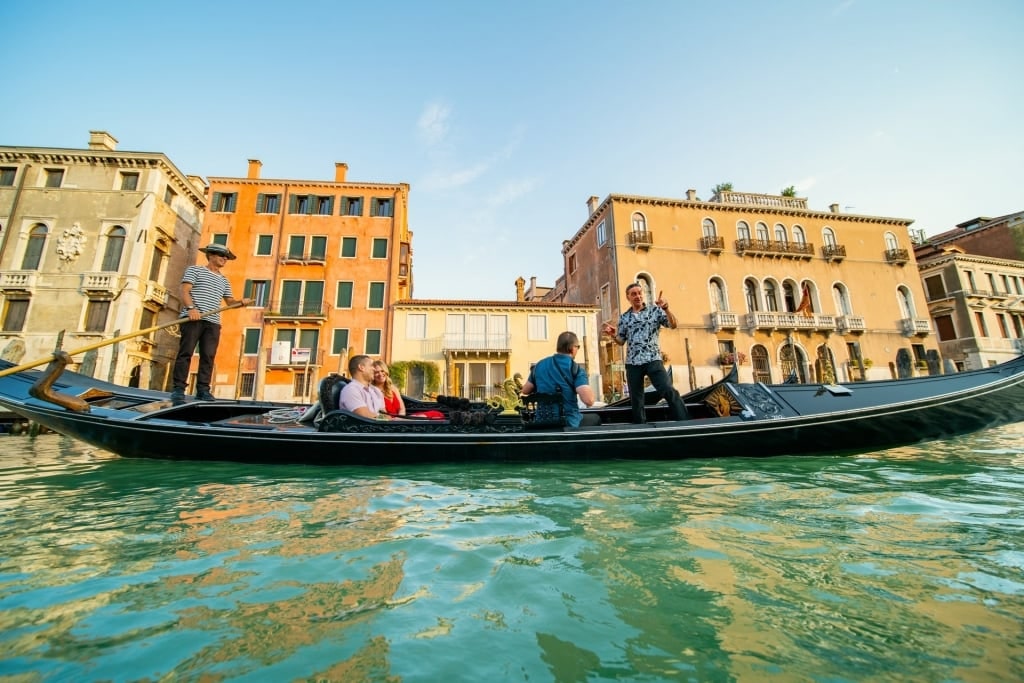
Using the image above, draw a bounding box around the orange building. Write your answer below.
[197,160,411,402]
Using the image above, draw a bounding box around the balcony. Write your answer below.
[266,347,327,368]
[262,299,331,322]
[442,333,512,353]
[279,252,328,265]
[144,281,169,306]
[746,312,778,330]
[746,312,835,331]
[822,244,847,262]
[885,248,910,265]
[836,315,866,334]
[901,317,932,336]
[713,190,808,210]
[0,271,37,291]
[81,272,122,294]
[627,230,653,249]
[735,238,814,260]
[700,235,725,254]
[710,311,739,331]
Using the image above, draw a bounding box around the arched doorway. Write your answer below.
[751,344,772,383]
[780,342,808,383]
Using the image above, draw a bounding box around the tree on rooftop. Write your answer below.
[711,182,733,196]
[781,185,796,197]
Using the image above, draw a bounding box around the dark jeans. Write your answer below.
[173,320,221,392]
[625,360,687,423]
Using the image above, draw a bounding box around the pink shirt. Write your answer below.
[339,381,385,415]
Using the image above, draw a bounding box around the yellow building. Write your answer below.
[0,131,205,388]
[389,284,601,400]
[559,189,935,395]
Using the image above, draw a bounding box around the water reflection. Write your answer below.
[0,425,1022,681]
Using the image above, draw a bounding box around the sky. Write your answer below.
[1,0,1021,300]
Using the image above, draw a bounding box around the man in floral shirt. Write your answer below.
[602,283,687,424]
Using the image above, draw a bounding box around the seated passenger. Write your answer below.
[521,331,600,428]
[372,360,406,416]
[338,354,388,419]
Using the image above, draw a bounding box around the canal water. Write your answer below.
[1,425,1023,682]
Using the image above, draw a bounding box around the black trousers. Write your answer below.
[173,320,221,392]
[625,360,687,423]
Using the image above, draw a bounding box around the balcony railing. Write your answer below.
[699,235,725,254]
[885,248,910,265]
[144,281,169,306]
[710,311,739,330]
[901,317,932,336]
[443,333,512,352]
[736,238,814,259]
[746,312,837,331]
[836,315,866,333]
[262,299,331,319]
[627,230,653,249]
[81,272,122,293]
[0,271,37,290]
[713,190,808,209]
[822,244,847,262]
[279,252,328,265]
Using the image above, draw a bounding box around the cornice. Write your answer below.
[392,299,598,312]
[207,177,408,192]
[916,251,1024,271]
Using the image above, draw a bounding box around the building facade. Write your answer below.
[390,293,601,401]
[918,211,1024,261]
[558,189,936,397]
[915,247,1024,369]
[0,131,206,388]
[199,161,412,402]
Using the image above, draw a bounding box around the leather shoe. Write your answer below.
[196,390,216,401]
[169,389,186,406]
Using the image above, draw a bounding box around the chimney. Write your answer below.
[88,131,118,151]
[829,203,840,214]
[529,276,537,300]
[586,195,600,215]
[515,276,525,302]
[247,159,262,179]
[686,189,697,201]
[335,163,349,183]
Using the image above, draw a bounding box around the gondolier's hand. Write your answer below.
[187,307,202,321]
[656,290,669,310]
[602,322,615,336]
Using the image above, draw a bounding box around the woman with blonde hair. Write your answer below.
[371,360,406,416]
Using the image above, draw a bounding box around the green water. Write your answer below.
[1,425,1023,682]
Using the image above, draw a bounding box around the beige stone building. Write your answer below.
[0,132,206,387]
[389,283,601,400]
[556,189,936,396]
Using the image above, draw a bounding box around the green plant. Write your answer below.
[862,358,873,368]
[711,182,733,196]
[718,351,747,365]
[781,185,796,197]
[388,360,441,396]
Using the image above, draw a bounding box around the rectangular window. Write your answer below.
[998,313,1010,338]
[293,371,313,398]
[368,282,385,309]
[332,328,350,355]
[291,195,311,214]
[371,238,388,259]
[568,253,577,274]
[2,298,28,332]
[923,275,946,300]
[139,308,156,340]
[527,315,547,341]
[302,281,324,315]
[243,328,262,354]
[256,235,273,256]
[365,329,382,355]
[256,193,281,214]
[406,313,427,339]
[567,315,585,339]
[120,172,139,191]
[316,196,334,215]
[935,314,956,341]
[975,311,989,337]
[44,168,64,188]
[596,220,607,247]
[341,237,357,258]
[600,284,611,323]
[239,373,256,398]
[164,185,176,205]
[288,235,306,259]
[84,299,111,332]
[243,279,270,307]
[371,198,393,217]
[212,233,228,246]
[340,196,363,216]
[211,192,237,212]
[0,167,16,186]
[1001,274,1011,295]
[336,281,354,308]
[310,236,327,261]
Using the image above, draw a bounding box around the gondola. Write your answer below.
[1,352,1023,466]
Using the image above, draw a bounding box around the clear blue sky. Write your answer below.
[2,0,1021,300]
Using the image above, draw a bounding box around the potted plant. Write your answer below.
[718,351,747,366]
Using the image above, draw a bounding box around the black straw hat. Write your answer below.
[199,243,236,260]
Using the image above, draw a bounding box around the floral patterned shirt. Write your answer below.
[617,305,670,365]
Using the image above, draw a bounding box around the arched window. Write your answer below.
[897,285,915,318]
[744,278,760,312]
[22,224,47,270]
[885,232,899,251]
[101,226,127,272]
[822,227,837,247]
[631,212,647,234]
[709,278,727,312]
[635,272,654,305]
[774,223,788,244]
[832,283,852,316]
[737,221,751,240]
[702,218,717,238]
[792,225,806,245]
[764,280,779,312]
[751,344,772,383]
[755,222,769,241]
[783,281,798,312]
[148,237,169,281]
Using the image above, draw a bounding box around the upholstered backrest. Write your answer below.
[519,392,565,428]
[319,374,349,411]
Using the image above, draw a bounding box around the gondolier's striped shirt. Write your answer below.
[180,266,234,325]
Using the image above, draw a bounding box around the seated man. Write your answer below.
[521,331,600,428]
[338,354,388,419]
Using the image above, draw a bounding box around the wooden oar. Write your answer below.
[0,302,244,379]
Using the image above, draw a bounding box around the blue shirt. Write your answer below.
[617,305,669,365]
[526,353,588,428]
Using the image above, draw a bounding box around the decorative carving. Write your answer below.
[488,373,524,413]
[733,384,784,417]
[56,223,86,262]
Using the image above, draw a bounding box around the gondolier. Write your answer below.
[602,283,687,424]
[171,243,250,404]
